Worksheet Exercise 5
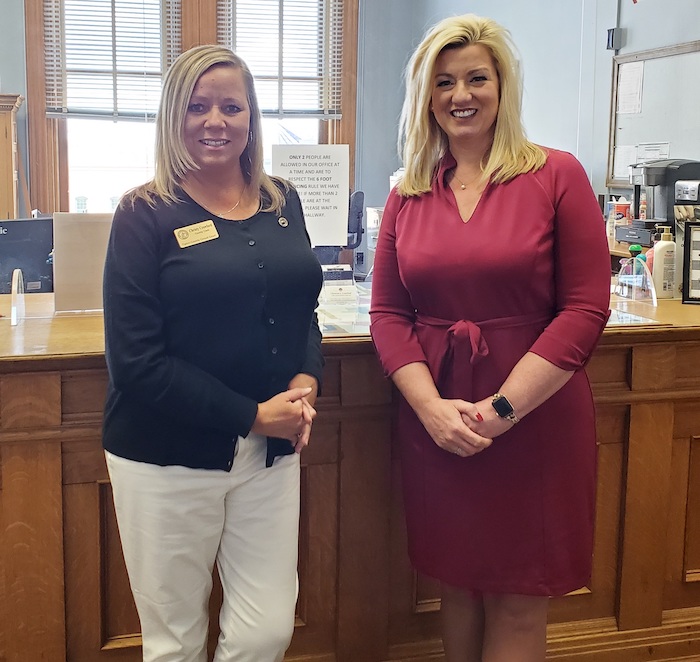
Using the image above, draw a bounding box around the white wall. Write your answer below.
[412,0,700,194]
[415,0,619,191]
[619,0,699,52]
[593,0,700,192]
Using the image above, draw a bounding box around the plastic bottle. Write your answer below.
[651,226,676,299]
[638,190,647,220]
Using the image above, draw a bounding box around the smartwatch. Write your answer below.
[491,393,519,424]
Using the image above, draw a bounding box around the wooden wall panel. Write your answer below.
[676,343,700,389]
[387,450,442,658]
[287,463,339,658]
[618,402,674,629]
[586,346,630,392]
[663,403,700,610]
[686,437,700,581]
[665,436,692,590]
[0,372,61,428]
[630,344,676,391]
[61,370,107,422]
[550,427,625,624]
[340,353,392,407]
[337,413,392,662]
[0,470,6,662]
[1,441,65,662]
[3,334,700,661]
[64,482,140,661]
[102,484,142,648]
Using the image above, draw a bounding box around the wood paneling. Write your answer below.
[2,326,700,661]
[1,441,65,662]
[617,402,674,629]
[0,95,23,219]
[686,438,700,581]
[0,372,61,428]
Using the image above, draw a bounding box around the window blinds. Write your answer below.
[44,0,181,119]
[43,0,343,120]
[217,0,344,119]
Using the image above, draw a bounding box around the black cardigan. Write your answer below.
[102,185,324,470]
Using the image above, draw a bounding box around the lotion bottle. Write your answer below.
[651,226,676,299]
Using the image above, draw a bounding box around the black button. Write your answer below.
[248,239,256,246]
[271,347,278,355]
[268,317,275,324]
[257,262,264,268]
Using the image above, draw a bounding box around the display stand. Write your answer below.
[10,268,25,325]
[615,255,657,305]
[320,264,358,305]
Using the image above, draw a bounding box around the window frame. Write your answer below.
[23,0,358,214]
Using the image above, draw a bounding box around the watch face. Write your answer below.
[492,395,514,418]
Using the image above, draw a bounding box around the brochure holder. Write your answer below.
[52,212,113,313]
[320,264,358,305]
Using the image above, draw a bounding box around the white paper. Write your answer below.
[636,142,670,163]
[617,61,644,114]
[271,145,349,247]
[613,145,638,180]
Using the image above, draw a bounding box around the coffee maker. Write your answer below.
[628,158,700,228]
[628,158,700,296]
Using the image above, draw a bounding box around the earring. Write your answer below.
[248,130,253,142]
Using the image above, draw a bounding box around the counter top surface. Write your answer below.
[2,286,700,362]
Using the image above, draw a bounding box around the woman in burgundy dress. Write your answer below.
[369,14,611,661]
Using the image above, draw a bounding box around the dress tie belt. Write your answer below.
[415,310,551,401]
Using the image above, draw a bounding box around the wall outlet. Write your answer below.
[356,252,364,266]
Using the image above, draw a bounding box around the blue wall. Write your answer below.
[354,0,420,211]
[0,0,28,215]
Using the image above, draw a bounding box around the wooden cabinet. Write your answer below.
[2,301,700,661]
[0,94,24,219]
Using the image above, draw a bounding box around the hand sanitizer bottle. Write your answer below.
[651,226,676,299]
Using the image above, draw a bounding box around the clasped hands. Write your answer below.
[417,396,514,457]
[251,384,317,453]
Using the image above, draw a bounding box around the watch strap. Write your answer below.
[492,393,520,424]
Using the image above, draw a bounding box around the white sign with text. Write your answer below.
[271,144,349,247]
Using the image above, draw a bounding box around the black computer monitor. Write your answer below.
[0,217,54,294]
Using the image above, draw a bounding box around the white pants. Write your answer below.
[105,433,300,662]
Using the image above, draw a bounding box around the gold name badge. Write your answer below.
[174,220,220,248]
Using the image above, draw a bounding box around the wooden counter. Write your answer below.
[2,294,700,661]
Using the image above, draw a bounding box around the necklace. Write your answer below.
[452,171,480,190]
[218,193,243,217]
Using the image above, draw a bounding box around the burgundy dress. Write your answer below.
[369,149,611,596]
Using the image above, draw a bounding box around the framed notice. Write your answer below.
[682,221,700,304]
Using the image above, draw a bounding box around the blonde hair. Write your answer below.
[397,14,546,196]
[123,44,287,213]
